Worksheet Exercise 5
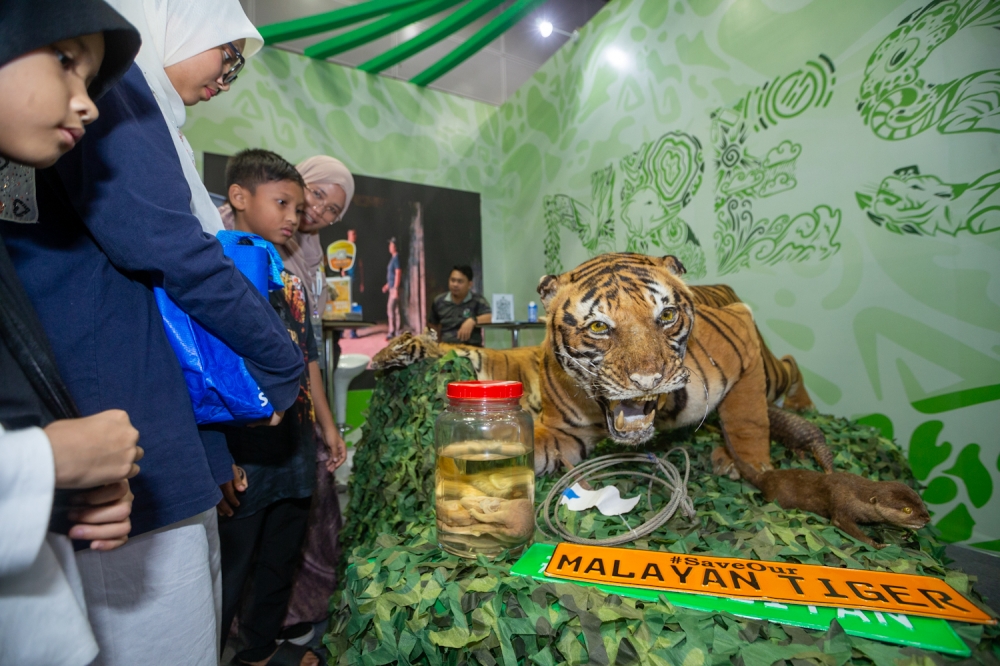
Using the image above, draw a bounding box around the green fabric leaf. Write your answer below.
[325,362,998,666]
[739,641,810,666]
[428,625,490,648]
[851,637,903,666]
[464,576,500,593]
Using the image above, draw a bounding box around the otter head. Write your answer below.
[868,482,931,530]
[538,252,694,445]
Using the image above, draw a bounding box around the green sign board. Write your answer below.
[511,544,970,657]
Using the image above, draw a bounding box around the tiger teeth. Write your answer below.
[612,409,655,432]
[610,396,658,403]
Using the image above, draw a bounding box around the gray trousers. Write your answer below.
[79,508,222,666]
[387,291,400,337]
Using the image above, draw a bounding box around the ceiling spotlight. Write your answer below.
[538,19,578,41]
[606,46,629,69]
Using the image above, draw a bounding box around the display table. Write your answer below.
[480,321,546,347]
[321,319,375,411]
[326,357,998,664]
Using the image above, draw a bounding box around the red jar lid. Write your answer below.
[447,380,523,400]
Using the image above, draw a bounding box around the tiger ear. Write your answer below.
[537,274,561,309]
[660,255,687,276]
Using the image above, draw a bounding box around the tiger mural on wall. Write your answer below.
[372,253,815,476]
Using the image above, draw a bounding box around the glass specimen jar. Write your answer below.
[435,380,535,558]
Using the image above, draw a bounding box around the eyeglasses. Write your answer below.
[309,188,343,222]
[221,41,245,85]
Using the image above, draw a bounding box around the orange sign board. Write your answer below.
[544,543,995,625]
[327,240,356,272]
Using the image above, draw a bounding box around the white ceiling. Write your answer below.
[239,0,609,105]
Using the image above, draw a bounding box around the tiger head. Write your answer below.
[864,167,958,236]
[538,253,694,445]
[371,331,440,370]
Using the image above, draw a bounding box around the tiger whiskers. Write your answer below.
[562,346,601,370]
[555,350,599,377]
[555,350,602,399]
[695,371,710,432]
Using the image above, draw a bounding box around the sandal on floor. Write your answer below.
[277,622,315,646]
[232,642,322,666]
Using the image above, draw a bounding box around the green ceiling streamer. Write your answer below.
[359,0,509,74]
[411,0,552,86]
[258,0,424,44]
[305,0,466,61]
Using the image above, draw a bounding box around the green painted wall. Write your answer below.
[184,0,1000,547]
[495,0,1000,548]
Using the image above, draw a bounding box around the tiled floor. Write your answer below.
[221,619,327,665]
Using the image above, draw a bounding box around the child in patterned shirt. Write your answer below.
[218,149,337,666]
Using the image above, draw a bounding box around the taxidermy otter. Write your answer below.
[724,433,930,548]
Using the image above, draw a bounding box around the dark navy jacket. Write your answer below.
[0,65,304,535]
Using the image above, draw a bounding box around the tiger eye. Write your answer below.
[659,309,677,323]
[589,321,608,333]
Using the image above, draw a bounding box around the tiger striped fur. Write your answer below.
[372,253,814,476]
[373,332,545,415]
[689,284,814,411]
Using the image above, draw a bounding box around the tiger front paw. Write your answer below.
[711,446,772,480]
[711,446,740,480]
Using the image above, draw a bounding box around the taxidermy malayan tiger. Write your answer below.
[372,252,816,476]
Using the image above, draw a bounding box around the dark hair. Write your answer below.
[388,237,397,246]
[451,265,473,282]
[226,149,305,194]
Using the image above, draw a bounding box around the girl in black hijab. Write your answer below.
[0,3,142,665]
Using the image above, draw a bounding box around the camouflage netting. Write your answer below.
[339,354,477,562]
[330,354,999,666]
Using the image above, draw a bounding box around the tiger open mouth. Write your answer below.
[603,396,660,444]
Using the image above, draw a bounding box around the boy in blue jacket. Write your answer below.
[218,149,335,666]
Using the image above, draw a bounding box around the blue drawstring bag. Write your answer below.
[154,237,279,424]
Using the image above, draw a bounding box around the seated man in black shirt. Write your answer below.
[429,265,492,347]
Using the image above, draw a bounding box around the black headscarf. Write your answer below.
[0,1,140,431]
[0,0,141,99]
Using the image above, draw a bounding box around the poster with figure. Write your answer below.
[202,158,482,359]
[317,174,481,357]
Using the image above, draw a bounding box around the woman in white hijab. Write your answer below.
[48,4,303,666]
[105,0,263,234]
